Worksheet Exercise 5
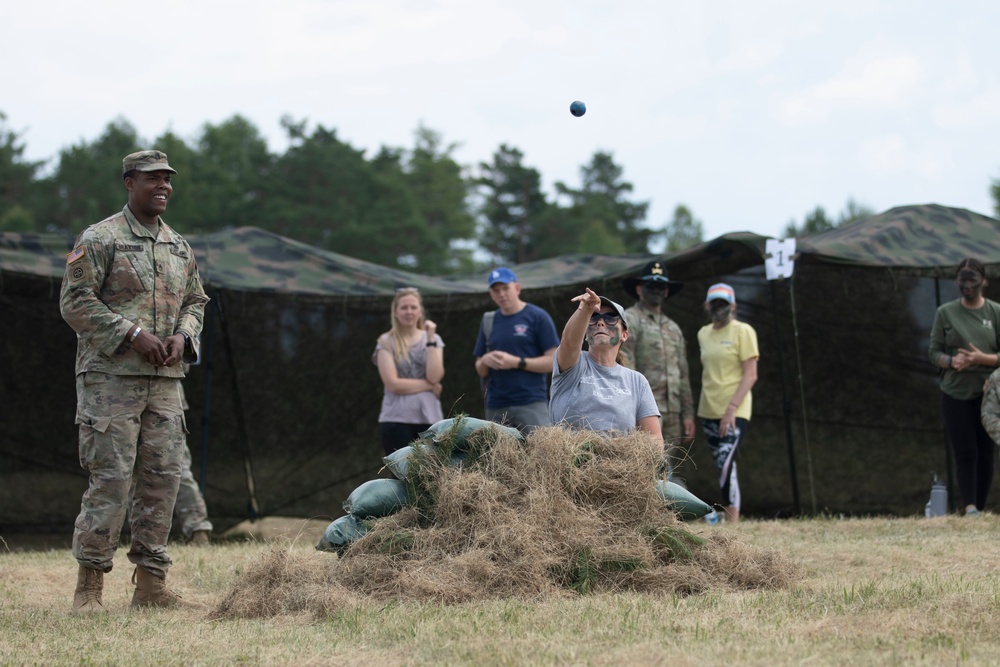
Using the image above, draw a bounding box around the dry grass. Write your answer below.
[2,515,1000,665]
[214,426,790,619]
[2,426,999,665]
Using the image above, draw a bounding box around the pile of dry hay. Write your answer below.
[212,425,795,619]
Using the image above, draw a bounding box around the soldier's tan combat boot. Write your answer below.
[72,565,107,614]
[130,567,206,610]
[189,530,211,546]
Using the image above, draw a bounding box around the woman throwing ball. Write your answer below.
[373,288,444,456]
[549,287,662,439]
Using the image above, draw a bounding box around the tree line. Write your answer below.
[0,110,912,275]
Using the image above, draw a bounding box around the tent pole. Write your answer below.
[215,289,262,520]
[789,274,818,513]
[771,279,801,516]
[933,278,956,512]
[198,298,216,493]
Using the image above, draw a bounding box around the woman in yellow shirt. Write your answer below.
[697,283,759,523]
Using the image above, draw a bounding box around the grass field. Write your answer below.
[1,515,998,666]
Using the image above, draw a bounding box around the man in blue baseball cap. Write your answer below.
[473,267,560,433]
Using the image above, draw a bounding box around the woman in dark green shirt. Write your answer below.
[928,258,1000,516]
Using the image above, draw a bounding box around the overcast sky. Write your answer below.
[3,0,998,244]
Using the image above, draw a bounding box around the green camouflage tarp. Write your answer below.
[655,231,768,281]
[656,204,1000,279]
[0,226,721,296]
[0,232,76,282]
[4,201,1000,531]
[3,204,996,293]
[796,204,1000,274]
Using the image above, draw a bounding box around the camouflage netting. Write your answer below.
[2,203,1000,533]
[210,426,793,618]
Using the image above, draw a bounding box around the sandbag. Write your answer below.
[384,445,417,480]
[419,415,523,450]
[316,514,368,553]
[656,480,713,521]
[383,443,469,480]
[343,478,408,518]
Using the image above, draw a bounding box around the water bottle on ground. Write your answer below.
[924,473,948,518]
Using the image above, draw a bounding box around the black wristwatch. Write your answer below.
[517,357,527,370]
[426,341,438,347]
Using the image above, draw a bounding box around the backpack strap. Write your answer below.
[480,310,497,403]
[482,310,496,352]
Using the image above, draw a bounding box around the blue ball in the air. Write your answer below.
[570,100,586,117]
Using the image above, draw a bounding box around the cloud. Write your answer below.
[532,25,570,47]
[933,90,1000,129]
[716,43,785,74]
[777,53,924,124]
[860,134,951,179]
[942,48,981,94]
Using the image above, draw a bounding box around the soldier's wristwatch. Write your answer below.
[517,357,526,370]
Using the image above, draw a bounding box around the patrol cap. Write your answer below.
[122,150,177,176]
[598,296,629,330]
[488,267,517,288]
[622,259,684,300]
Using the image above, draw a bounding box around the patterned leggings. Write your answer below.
[702,417,750,509]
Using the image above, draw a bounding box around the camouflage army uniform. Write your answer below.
[170,378,212,539]
[174,444,213,539]
[60,205,208,577]
[127,379,213,541]
[621,302,695,471]
[982,369,1000,445]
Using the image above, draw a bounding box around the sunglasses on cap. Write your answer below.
[589,313,621,326]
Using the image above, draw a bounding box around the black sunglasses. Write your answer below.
[589,313,621,326]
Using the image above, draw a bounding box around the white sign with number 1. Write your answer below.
[765,238,796,280]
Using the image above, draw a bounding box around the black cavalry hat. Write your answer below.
[622,260,685,300]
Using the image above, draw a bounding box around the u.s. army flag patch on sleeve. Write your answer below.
[66,247,85,265]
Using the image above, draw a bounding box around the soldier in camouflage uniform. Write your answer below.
[60,150,209,613]
[127,375,213,545]
[982,369,1000,448]
[173,395,213,545]
[621,261,695,482]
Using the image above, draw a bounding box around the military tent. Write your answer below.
[663,203,1000,516]
[1,203,998,533]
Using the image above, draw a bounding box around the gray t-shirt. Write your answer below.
[373,332,444,424]
[549,349,660,432]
